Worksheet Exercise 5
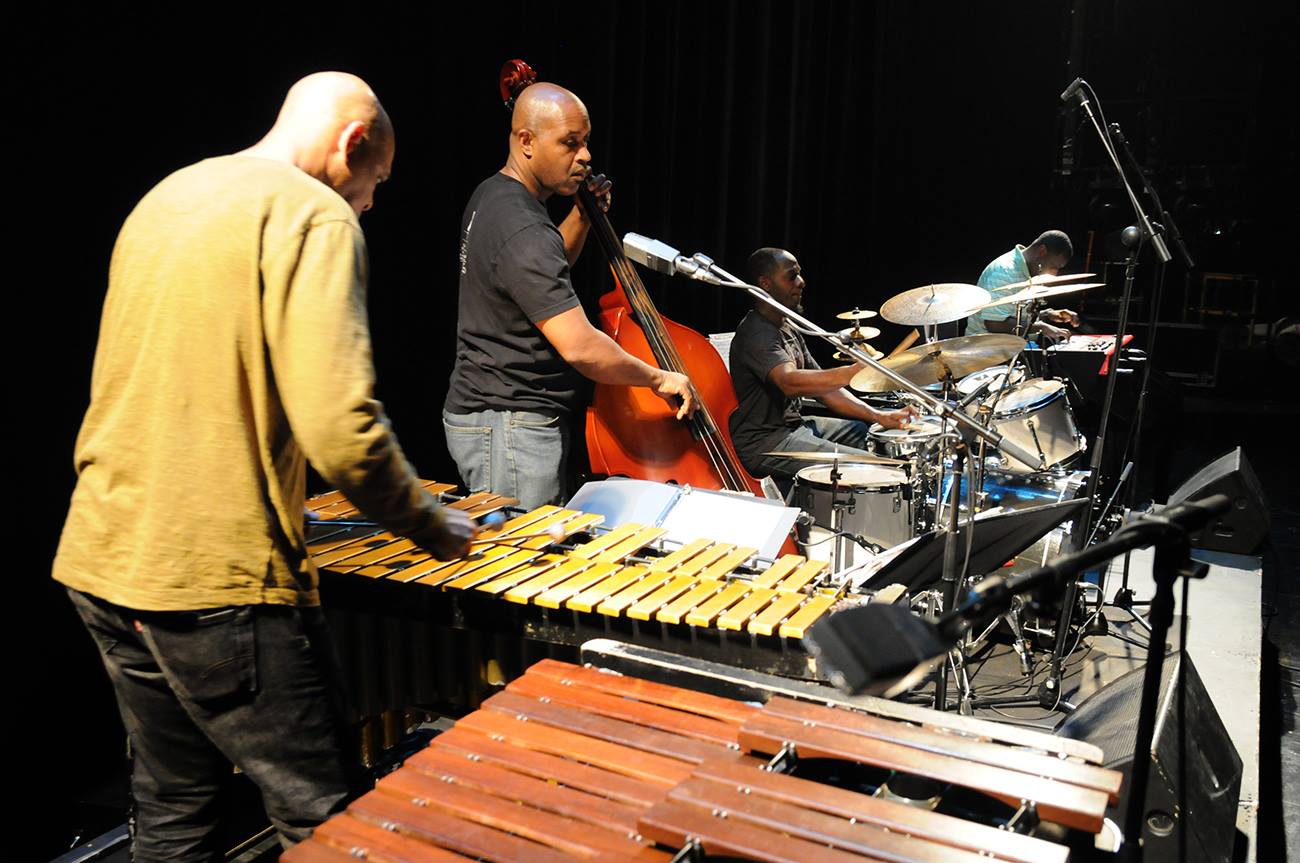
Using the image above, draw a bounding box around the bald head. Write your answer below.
[511,83,586,137]
[245,72,394,215]
[502,82,592,200]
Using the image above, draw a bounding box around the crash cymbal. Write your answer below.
[880,283,991,326]
[835,307,879,321]
[836,325,882,341]
[996,272,1099,292]
[965,282,1104,313]
[849,333,1026,392]
[760,450,907,465]
[833,346,883,361]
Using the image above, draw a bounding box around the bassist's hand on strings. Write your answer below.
[652,369,699,420]
[583,172,612,213]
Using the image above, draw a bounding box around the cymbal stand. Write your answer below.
[827,457,850,573]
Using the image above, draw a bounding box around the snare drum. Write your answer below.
[987,378,1084,472]
[794,463,914,551]
[868,415,945,461]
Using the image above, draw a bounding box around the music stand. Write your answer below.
[860,498,1088,593]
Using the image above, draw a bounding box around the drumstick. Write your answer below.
[887,329,920,358]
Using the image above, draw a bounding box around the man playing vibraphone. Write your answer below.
[53,73,474,861]
[729,247,917,488]
[443,81,697,509]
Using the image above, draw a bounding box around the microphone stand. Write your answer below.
[1037,81,1174,711]
[1107,122,1196,618]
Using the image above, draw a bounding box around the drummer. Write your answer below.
[965,230,1080,343]
[728,247,917,489]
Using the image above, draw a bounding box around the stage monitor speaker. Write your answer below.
[1166,447,1269,555]
[1056,651,1242,862]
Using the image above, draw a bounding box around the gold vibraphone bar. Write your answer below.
[309,482,848,752]
[285,659,1121,863]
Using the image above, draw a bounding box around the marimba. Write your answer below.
[285,659,1122,862]
[308,482,852,751]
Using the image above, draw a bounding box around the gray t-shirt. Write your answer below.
[728,310,816,470]
[444,173,583,417]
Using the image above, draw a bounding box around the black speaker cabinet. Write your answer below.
[1167,447,1270,555]
[1057,651,1243,862]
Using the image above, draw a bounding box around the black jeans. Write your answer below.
[67,588,360,862]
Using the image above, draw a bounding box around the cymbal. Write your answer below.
[965,283,1104,313]
[850,333,1027,392]
[880,283,991,326]
[760,450,906,465]
[836,325,882,341]
[833,346,883,361]
[835,307,878,321]
[997,272,1099,292]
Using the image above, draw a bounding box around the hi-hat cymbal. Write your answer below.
[880,283,991,326]
[833,346,883,362]
[965,283,1104,313]
[835,307,879,321]
[836,325,882,341]
[850,333,1026,392]
[759,450,906,465]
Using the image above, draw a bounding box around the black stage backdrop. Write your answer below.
[22,1,1293,849]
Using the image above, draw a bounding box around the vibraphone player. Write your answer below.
[52,72,474,861]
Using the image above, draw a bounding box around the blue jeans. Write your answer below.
[749,416,873,489]
[443,408,570,510]
[66,588,360,862]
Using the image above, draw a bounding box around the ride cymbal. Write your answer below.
[850,333,1026,392]
[880,283,991,326]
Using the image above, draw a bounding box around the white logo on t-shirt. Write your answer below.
[459,210,476,275]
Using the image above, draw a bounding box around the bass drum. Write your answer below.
[987,378,1085,473]
[794,463,914,552]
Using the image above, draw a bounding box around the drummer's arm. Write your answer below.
[818,388,918,428]
[766,361,858,397]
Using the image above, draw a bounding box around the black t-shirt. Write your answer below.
[444,173,583,417]
[728,310,817,468]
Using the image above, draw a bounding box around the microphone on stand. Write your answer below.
[623,233,725,284]
[1059,77,1088,106]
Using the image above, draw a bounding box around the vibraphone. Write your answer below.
[309,482,853,749]
[285,659,1122,862]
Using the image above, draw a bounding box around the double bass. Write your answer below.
[499,60,766,498]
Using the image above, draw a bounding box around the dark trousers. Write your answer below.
[67,588,360,863]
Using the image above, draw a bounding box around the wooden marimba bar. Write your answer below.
[308,481,851,747]
[285,659,1122,863]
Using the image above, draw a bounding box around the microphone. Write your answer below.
[623,233,724,284]
[1059,77,1087,106]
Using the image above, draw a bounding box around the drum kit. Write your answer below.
[784,276,1100,573]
